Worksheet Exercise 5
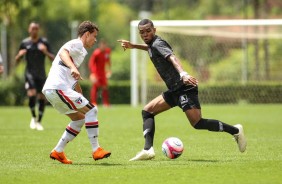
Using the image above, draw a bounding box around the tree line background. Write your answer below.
[0,0,282,105]
[1,0,282,80]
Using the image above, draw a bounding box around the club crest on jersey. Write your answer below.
[75,97,83,104]
[179,95,188,105]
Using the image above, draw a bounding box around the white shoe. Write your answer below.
[36,122,44,131]
[233,124,247,153]
[129,147,155,161]
[30,118,36,129]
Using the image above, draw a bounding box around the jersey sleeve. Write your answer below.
[63,40,83,57]
[19,41,26,50]
[154,40,173,60]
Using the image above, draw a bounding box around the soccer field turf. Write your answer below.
[0,104,281,184]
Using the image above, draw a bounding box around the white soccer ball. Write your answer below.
[162,137,184,159]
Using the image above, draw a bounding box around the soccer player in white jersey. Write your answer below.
[42,21,111,164]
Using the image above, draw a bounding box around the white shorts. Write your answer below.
[43,89,90,114]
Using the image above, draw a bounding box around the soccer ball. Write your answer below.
[162,137,184,159]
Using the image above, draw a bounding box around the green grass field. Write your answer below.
[0,104,281,184]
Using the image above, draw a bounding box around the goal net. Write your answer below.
[130,19,282,106]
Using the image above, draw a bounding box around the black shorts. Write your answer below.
[162,85,201,112]
[25,72,46,92]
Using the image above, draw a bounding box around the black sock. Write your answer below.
[194,118,239,135]
[38,99,45,123]
[142,110,155,150]
[29,96,36,118]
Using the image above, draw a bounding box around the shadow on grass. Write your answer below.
[72,162,123,166]
[188,159,219,163]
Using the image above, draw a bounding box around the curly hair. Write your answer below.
[77,21,99,37]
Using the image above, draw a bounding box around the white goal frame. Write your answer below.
[130,19,282,106]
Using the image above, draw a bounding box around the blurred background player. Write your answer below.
[42,21,111,164]
[118,19,246,161]
[0,52,3,75]
[88,39,111,107]
[15,22,54,131]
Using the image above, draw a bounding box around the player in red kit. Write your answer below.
[88,40,111,106]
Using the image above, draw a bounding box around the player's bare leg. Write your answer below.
[27,89,37,129]
[185,108,247,152]
[130,95,171,161]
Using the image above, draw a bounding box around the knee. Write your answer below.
[143,104,155,115]
[37,93,45,100]
[142,110,154,121]
[86,106,98,116]
[27,89,36,97]
[72,119,85,131]
[190,119,200,127]
[186,112,201,127]
[193,118,206,129]
[85,106,98,121]
[71,113,85,121]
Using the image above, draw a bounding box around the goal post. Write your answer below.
[130,19,282,106]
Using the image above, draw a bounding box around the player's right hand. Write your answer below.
[15,49,27,62]
[89,73,97,83]
[70,67,82,80]
[117,40,133,51]
[19,49,27,56]
[182,75,198,87]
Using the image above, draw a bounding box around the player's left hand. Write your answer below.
[106,71,112,79]
[38,43,48,54]
[182,75,198,86]
[89,73,97,83]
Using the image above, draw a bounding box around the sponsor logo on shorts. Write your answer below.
[75,97,83,104]
[180,95,188,105]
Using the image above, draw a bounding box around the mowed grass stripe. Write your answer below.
[0,104,281,184]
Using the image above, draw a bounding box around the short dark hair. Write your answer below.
[138,19,154,28]
[77,21,99,37]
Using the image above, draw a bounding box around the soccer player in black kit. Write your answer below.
[118,19,247,161]
[15,22,54,131]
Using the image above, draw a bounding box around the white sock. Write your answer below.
[85,107,100,152]
[54,119,85,152]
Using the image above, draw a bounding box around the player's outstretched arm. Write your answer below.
[168,54,198,87]
[59,49,82,80]
[117,40,148,51]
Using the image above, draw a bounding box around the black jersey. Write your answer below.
[19,37,52,79]
[147,35,184,90]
